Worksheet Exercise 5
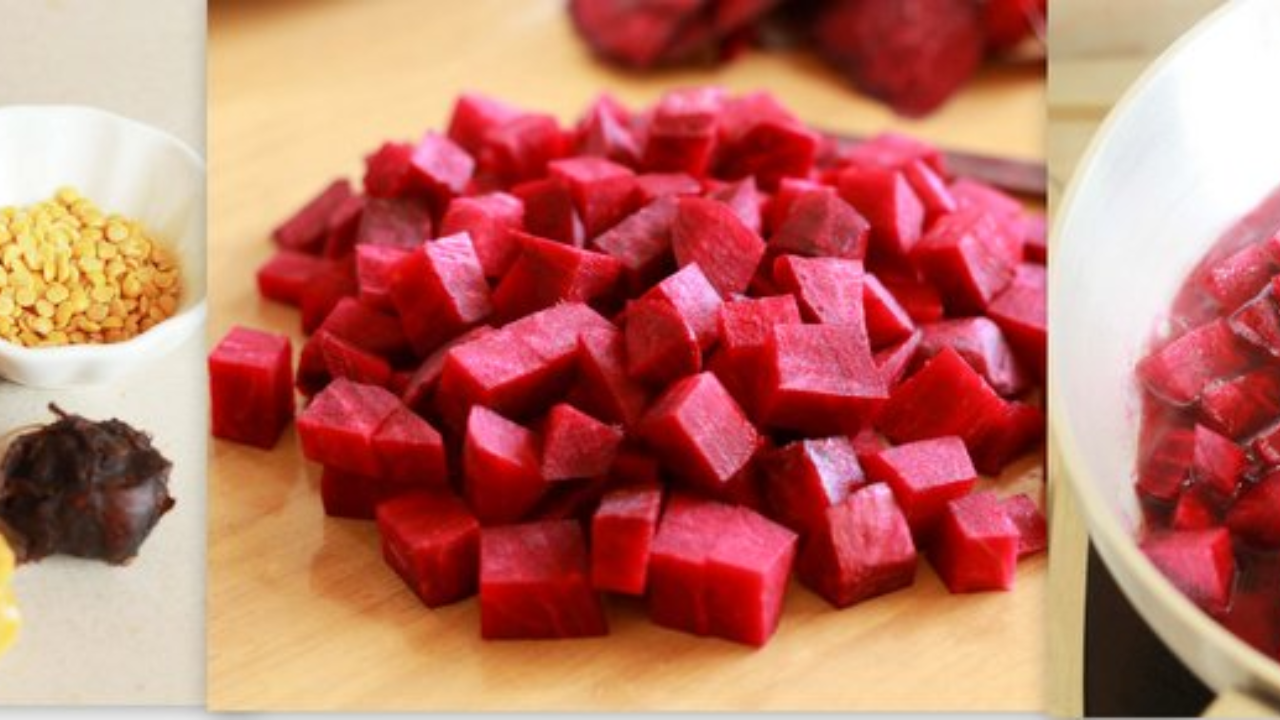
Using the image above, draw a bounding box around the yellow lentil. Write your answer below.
[0,189,182,346]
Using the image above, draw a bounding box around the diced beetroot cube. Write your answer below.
[492,232,623,321]
[647,494,796,646]
[917,317,1029,397]
[479,113,566,187]
[640,263,723,350]
[763,177,825,236]
[842,132,946,176]
[768,187,869,261]
[317,296,412,361]
[447,92,523,158]
[838,166,924,262]
[1141,528,1235,614]
[297,379,401,477]
[572,328,652,427]
[540,404,623,482]
[671,196,765,297]
[642,87,724,177]
[773,255,868,331]
[322,193,366,259]
[400,325,495,416]
[373,406,447,488]
[377,491,480,607]
[437,303,614,425]
[707,177,764,235]
[879,272,945,324]
[797,483,917,607]
[592,195,678,293]
[479,520,608,639]
[320,467,379,520]
[408,132,474,203]
[1253,420,1280,466]
[296,330,392,397]
[575,95,641,166]
[862,436,977,539]
[625,297,702,386]
[209,326,295,449]
[1227,471,1280,549]
[273,179,352,254]
[1199,233,1280,310]
[390,232,492,357]
[902,160,957,226]
[1002,493,1047,558]
[591,481,663,594]
[911,206,1021,314]
[354,197,433,252]
[639,372,759,493]
[633,173,703,204]
[761,436,865,533]
[930,491,1019,593]
[440,192,525,279]
[532,474,614,523]
[299,265,357,335]
[1022,213,1047,264]
[363,141,414,199]
[877,329,924,389]
[1136,427,1195,503]
[1229,283,1280,359]
[968,398,1045,475]
[864,273,916,349]
[1190,424,1247,496]
[257,249,334,306]
[463,406,546,525]
[512,177,585,247]
[718,294,802,362]
[987,263,1047,383]
[713,92,818,190]
[759,323,887,435]
[355,244,411,311]
[877,347,1008,454]
[548,156,639,238]
[1137,319,1255,406]
[950,178,1023,222]
[1172,486,1221,531]
[1198,368,1280,440]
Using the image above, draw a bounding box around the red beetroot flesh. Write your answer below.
[760,323,886,436]
[296,379,402,477]
[591,481,663,594]
[257,250,335,306]
[480,520,608,639]
[761,436,866,534]
[930,491,1019,593]
[463,406,546,526]
[648,494,797,646]
[862,436,977,540]
[539,404,623,482]
[273,179,353,254]
[1141,528,1235,615]
[491,232,623,321]
[798,483,917,607]
[572,328,653,427]
[209,327,295,449]
[390,232,493,357]
[671,196,765,297]
[772,255,869,331]
[768,187,869,261]
[639,372,759,493]
[1003,493,1047,558]
[440,192,525,279]
[377,491,480,607]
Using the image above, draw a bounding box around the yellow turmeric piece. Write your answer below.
[0,187,182,347]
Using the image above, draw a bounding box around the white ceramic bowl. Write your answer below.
[0,105,205,388]
[1052,0,1280,698]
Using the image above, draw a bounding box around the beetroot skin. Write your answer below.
[215,88,1046,647]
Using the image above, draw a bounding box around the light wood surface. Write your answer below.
[206,0,1046,710]
[1045,2,1227,716]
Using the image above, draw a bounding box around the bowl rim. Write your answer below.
[1049,0,1280,698]
[0,103,207,361]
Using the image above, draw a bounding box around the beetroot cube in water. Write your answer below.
[463,406,546,525]
[539,404,623,482]
[639,372,759,494]
[591,481,663,594]
[798,483,917,608]
[390,232,493,357]
[479,520,608,639]
[296,379,401,477]
[647,494,796,646]
[1141,528,1235,614]
[1136,319,1254,406]
[930,491,1019,593]
[378,491,480,608]
[862,436,977,540]
[1226,471,1280,549]
[209,326,295,449]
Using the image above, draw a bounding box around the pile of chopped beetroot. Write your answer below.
[568,0,1046,117]
[209,88,1046,646]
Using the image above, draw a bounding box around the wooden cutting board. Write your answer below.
[206,0,1046,710]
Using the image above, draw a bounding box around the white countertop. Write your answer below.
[0,0,205,706]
